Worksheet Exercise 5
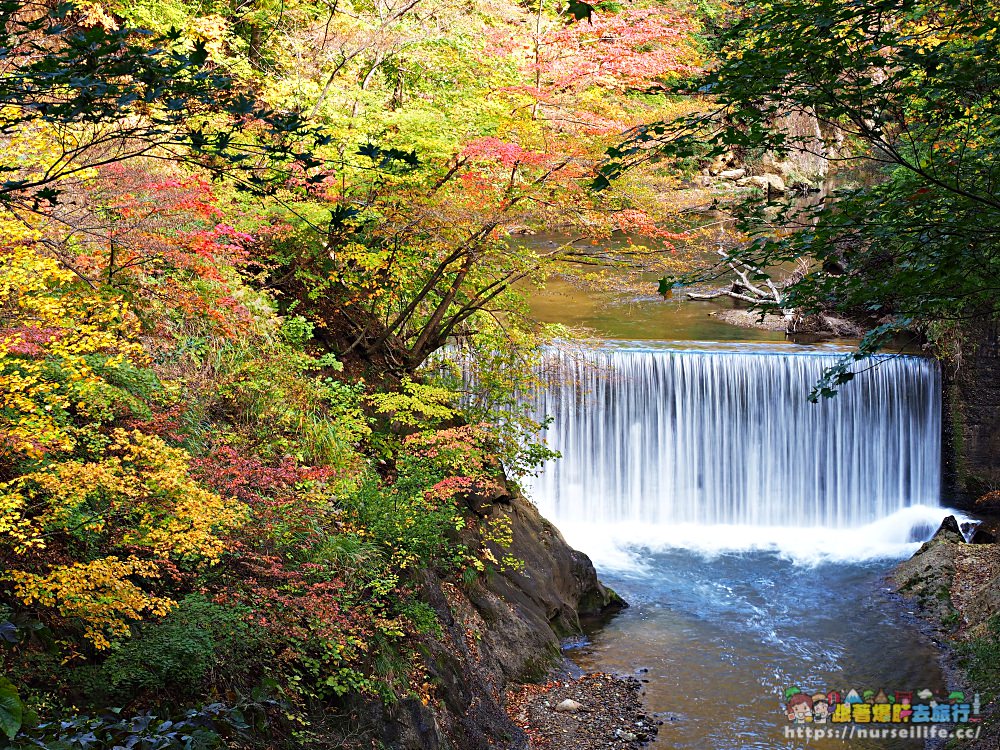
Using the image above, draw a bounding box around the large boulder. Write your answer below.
[738,173,786,194]
[893,516,963,626]
[368,488,624,750]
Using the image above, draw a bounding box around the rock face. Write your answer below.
[759,109,833,182]
[894,516,964,625]
[367,488,624,750]
[942,318,1000,503]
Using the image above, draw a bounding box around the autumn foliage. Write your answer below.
[0,0,703,745]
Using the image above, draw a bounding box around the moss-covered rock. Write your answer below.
[893,515,963,628]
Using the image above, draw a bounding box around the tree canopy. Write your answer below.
[604,0,1000,394]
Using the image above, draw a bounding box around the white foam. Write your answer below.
[553,505,970,570]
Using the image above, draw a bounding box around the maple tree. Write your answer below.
[249,1,702,376]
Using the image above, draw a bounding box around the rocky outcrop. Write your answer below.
[759,109,833,183]
[366,489,624,750]
[894,517,1000,749]
[894,515,964,626]
[942,319,1000,504]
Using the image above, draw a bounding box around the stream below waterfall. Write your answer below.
[567,550,948,750]
[521,340,964,748]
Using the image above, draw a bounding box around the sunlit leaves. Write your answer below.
[0,237,144,460]
[6,557,174,650]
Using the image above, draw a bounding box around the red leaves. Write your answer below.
[3,326,61,357]
[540,8,698,91]
[224,549,362,650]
[191,446,339,548]
[462,138,554,170]
[72,166,260,340]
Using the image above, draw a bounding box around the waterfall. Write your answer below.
[522,343,942,531]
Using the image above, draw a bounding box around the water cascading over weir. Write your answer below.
[521,343,942,536]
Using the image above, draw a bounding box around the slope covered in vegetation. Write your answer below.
[0,0,701,746]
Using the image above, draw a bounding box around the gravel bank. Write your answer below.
[506,673,659,749]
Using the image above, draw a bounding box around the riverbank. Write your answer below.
[375,487,627,749]
[506,673,658,750]
[893,516,1000,747]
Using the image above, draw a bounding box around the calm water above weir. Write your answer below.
[528,275,790,343]
[522,341,961,749]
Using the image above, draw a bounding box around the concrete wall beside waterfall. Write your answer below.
[942,319,1000,503]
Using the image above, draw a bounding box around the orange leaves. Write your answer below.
[541,7,700,91]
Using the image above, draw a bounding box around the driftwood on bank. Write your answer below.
[686,249,863,338]
[685,247,796,322]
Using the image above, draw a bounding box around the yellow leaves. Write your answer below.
[137,485,246,563]
[6,557,174,650]
[76,1,119,30]
[0,240,144,460]
[1,431,246,648]
[0,429,247,561]
[366,378,456,427]
[0,488,38,552]
[187,14,230,62]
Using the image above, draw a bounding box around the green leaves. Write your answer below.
[357,143,420,171]
[0,1,327,208]
[613,0,1000,388]
[0,677,23,741]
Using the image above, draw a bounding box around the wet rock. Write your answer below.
[656,711,684,722]
[971,526,997,544]
[935,514,965,542]
[458,478,512,517]
[941,318,1000,503]
[894,515,963,626]
[365,485,627,749]
[614,729,637,741]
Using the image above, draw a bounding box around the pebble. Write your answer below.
[508,673,658,750]
[554,699,583,714]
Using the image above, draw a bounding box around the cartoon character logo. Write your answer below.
[811,694,830,723]
[786,692,814,723]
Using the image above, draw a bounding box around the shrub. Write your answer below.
[99,595,256,700]
[957,615,1000,702]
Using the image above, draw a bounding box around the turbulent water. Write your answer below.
[522,342,947,564]
[569,550,950,750]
